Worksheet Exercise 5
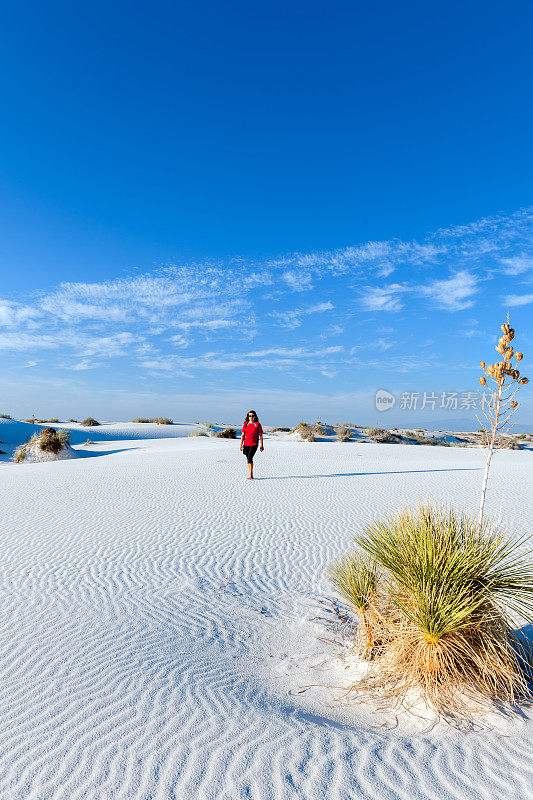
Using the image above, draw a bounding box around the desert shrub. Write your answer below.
[38,428,63,453]
[67,418,78,423]
[204,422,214,428]
[215,427,236,439]
[313,420,326,435]
[14,445,27,462]
[57,429,71,446]
[272,427,291,432]
[84,439,94,445]
[336,426,352,442]
[367,427,385,436]
[153,417,173,425]
[502,439,522,450]
[80,417,100,427]
[132,417,153,423]
[329,505,533,718]
[14,427,68,461]
[189,431,208,437]
[414,435,438,445]
[0,413,12,419]
[371,431,402,444]
[47,418,60,423]
[292,422,315,442]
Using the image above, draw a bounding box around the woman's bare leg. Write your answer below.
[247,461,253,479]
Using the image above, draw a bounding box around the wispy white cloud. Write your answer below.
[270,301,334,329]
[419,271,478,311]
[503,293,533,307]
[360,284,407,312]
[500,254,533,276]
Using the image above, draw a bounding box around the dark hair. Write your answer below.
[243,409,259,428]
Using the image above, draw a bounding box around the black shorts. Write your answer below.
[242,444,258,463]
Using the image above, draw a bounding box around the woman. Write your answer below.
[240,410,264,479]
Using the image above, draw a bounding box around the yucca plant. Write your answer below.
[330,504,533,717]
[328,553,382,659]
[477,314,528,524]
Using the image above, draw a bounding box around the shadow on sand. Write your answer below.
[254,468,480,480]
[74,447,138,458]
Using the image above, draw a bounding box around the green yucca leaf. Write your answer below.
[328,552,380,612]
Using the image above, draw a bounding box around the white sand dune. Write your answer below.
[1,433,532,798]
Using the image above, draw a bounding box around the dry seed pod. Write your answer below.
[508,329,515,340]
[516,352,523,362]
[512,369,520,380]
[496,344,505,354]
[501,323,508,333]
[504,347,513,359]
[510,401,518,409]
[479,376,487,386]
[480,360,486,369]
[520,377,529,385]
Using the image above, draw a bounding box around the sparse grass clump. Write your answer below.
[80,417,100,427]
[189,431,208,437]
[369,429,402,444]
[67,419,78,423]
[329,504,533,719]
[0,413,12,419]
[336,426,352,442]
[272,427,291,432]
[153,417,173,425]
[132,417,153,423]
[292,422,316,442]
[14,427,70,462]
[215,427,236,439]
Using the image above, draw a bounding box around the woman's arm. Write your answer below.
[260,432,264,452]
[240,429,245,450]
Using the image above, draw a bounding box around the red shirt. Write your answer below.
[242,421,263,446]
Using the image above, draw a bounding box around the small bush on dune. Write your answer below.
[132,417,153,423]
[272,427,291,432]
[336,426,352,442]
[370,430,402,444]
[292,422,315,442]
[67,418,78,423]
[57,429,71,447]
[329,505,533,719]
[215,427,236,439]
[80,417,100,427]
[153,417,173,425]
[14,427,70,461]
[189,431,208,437]
[0,413,12,419]
[39,428,64,453]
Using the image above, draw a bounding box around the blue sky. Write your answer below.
[1,1,532,426]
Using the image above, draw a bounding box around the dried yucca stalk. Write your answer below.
[477,314,528,525]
